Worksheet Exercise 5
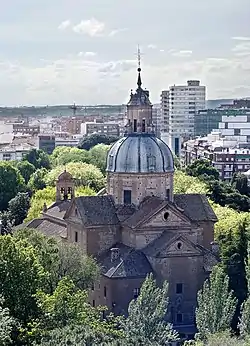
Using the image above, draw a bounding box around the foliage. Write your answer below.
[14,229,100,293]
[122,274,178,345]
[50,147,89,167]
[0,235,45,324]
[88,144,110,174]
[26,185,95,221]
[23,149,51,170]
[186,159,220,180]
[174,170,208,194]
[28,168,48,192]
[8,192,30,226]
[45,162,105,191]
[0,296,15,346]
[78,133,118,151]
[17,161,36,184]
[231,173,250,196]
[185,331,249,346]
[0,161,25,211]
[0,211,13,235]
[196,266,237,340]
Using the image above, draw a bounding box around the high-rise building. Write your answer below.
[160,90,170,144]
[168,80,206,156]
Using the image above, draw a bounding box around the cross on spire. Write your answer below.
[136,45,142,88]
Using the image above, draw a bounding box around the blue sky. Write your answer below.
[0,0,250,105]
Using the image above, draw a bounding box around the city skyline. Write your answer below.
[0,0,249,106]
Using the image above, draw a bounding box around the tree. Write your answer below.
[0,235,45,324]
[185,332,248,346]
[174,171,208,195]
[14,229,100,293]
[196,266,237,340]
[122,274,178,345]
[0,161,25,211]
[17,161,36,184]
[0,296,15,346]
[45,162,105,192]
[23,149,51,170]
[88,144,110,174]
[78,134,118,151]
[231,173,249,196]
[8,192,30,226]
[28,168,47,192]
[0,211,13,235]
[186,159,220,181]
[50,147,89,167]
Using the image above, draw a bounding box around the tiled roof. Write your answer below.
[124,196,165,228]
[174,194,217,222]
[21,218,67,239]
[99,243,152,279]
[143,231,175,256]
[75,195,119,227]
[46,200,71,219]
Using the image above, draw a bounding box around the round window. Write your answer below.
[177,242,182,250]
[163,212,169,221]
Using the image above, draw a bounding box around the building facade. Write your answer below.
[168,80,206,156]
[160,90,170,144]
[81,121,120,137]
[25,67,217,340]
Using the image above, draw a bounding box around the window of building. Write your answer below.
[176,313,183,324]
[133,288,140,299]
[75,231,78,243]
[147,155,156,171]
[91,283,95,291]
[225,122,228,129]
[104,286,107,298]
[133,119,137,132]
[123,190,132,205]
[166,189,170,200]
[92,300,95,307]
[176,283,183,294]
[234,129,240,135]
[142,119,146,133]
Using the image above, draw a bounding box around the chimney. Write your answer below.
[42,202,47,213]
[210,241,219,256]
[110,248,120,262]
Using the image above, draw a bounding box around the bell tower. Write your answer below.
[56,170,75,202]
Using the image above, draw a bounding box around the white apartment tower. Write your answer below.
[160,90,170,144]
[167,80,206,156]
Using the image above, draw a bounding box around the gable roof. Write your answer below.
[99,243,152,279]
[74,195,119,227]
[46,200,71,219]
[19,218,67,239]
[174,194,217,222]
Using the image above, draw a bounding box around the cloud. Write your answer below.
[108,28,127,37]
[171,50,193,57]
[232,36,250,41]
[58,20,71,30]
[147,44,157,49]
[78,51,97,58]
[73,18,105,37]
[232,41,250,56]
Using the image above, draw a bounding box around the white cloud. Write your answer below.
[232,36,250,41]
[160,49,165,52]
[73,18,105,37]
[171,50,193,57]
[108,28,127,37]
[78,51,97,58]
[147,44,157,49]
[58,20,71,30]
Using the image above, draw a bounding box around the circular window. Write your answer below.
[163,212,169,221]
[177,242,182,250]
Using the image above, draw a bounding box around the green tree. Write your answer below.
[185,332,248,346]
[122,274,178,345]
[8,192,30,226]
[0,235,45,323]
[78,134,118,151]
[50,147,89,167]
[28,168,48,192]
[196,266,237,340]
[174,171,208,195]
[45,162,104,192]
[186,159,220,180]
[231,173,249,196]
[0,211,13,235]
[0,296,15,346]
[0,162,25,211]
[23,149,51,170]
[88,144,110,174]
[17,161,36,184]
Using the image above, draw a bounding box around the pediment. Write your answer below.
[138,204,191,229]
[155,235,202,258]
[63,199,81,222]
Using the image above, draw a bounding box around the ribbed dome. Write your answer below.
[106,134,174,173]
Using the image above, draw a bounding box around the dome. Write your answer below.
[106,134,174,173]
[57,170,73,181]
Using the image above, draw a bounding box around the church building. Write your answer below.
[25,64,218,338]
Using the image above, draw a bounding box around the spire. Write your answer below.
[137,45,142,88]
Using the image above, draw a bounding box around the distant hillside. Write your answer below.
[206,99,234,109]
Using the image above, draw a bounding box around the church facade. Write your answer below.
[25,66,218,338]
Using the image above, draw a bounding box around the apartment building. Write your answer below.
[81,121,120,137]
[160,90,169,144]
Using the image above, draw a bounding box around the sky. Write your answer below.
[0,0,250,106]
